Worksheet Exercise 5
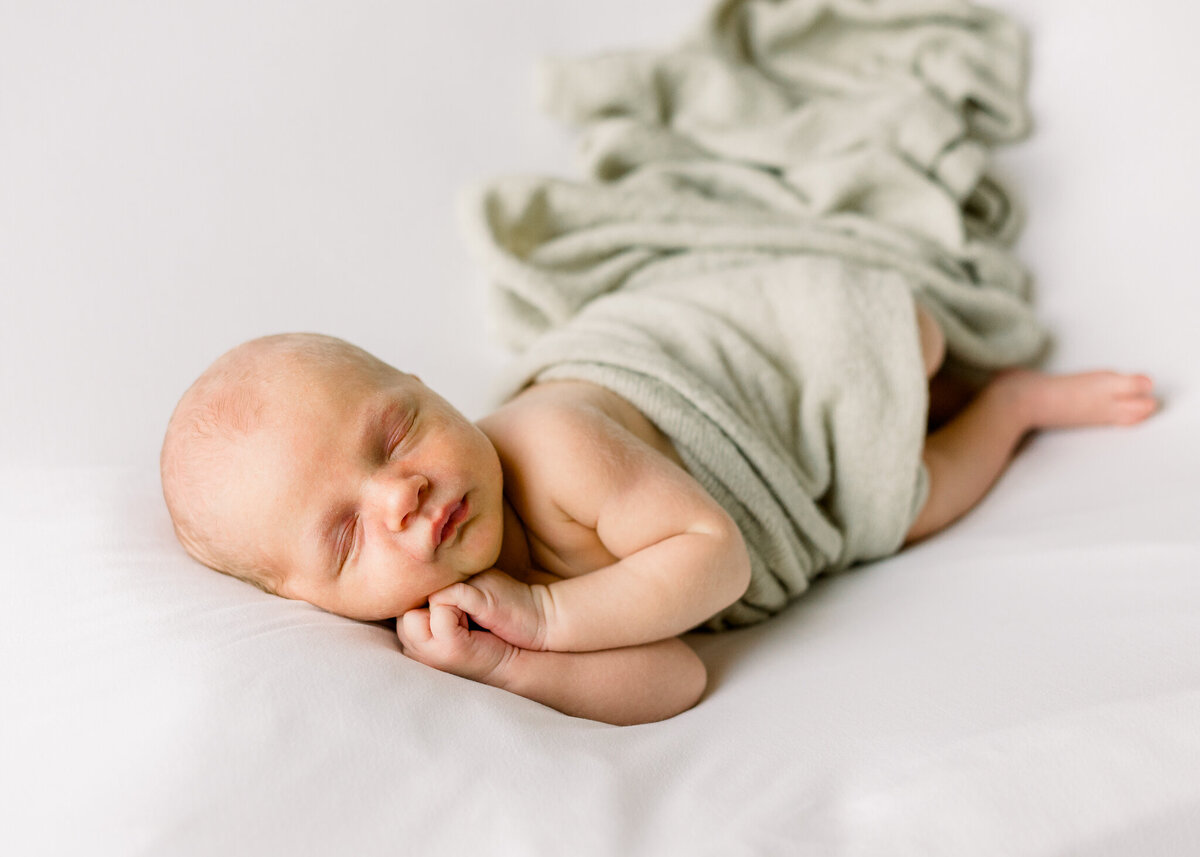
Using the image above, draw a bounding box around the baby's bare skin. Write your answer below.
[162,327,1159,725]
[906,368,1157,543]
[400,378,750,725]
[400,362,1159,722]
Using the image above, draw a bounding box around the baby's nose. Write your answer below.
[367,472,428,533]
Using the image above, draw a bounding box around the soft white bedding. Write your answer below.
[3,1,1199,854]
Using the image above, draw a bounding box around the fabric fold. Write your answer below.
[462,0,1048,628]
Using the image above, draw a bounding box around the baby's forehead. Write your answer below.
[188,338,408,467]
[218,360,399,549]
[242,347,389,405]
[260,357,410,441]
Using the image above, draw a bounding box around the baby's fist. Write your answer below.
[396,603,512,685]
[428,569,552,651]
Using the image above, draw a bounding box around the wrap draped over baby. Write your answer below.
[461,0,1048,629]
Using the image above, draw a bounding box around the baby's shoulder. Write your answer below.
[482,379,682,463]
[479,379,690,509]
[478,384,637,573]
[478,380,628,471]
[478,381,727,576]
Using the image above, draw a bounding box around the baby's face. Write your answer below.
[219,359,505,621]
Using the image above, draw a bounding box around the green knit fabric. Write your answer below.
[463,0,1048,628]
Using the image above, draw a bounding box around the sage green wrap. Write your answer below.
[461,0,1048,629]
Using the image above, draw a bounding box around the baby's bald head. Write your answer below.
[160,333,396,590]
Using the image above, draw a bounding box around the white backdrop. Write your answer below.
[1,0,707,468]
[4,2,1200,855]
[4,0,1198,470]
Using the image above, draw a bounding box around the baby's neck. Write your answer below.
[492,495,536,579]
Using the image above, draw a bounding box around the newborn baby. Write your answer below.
[161,325,1157,724]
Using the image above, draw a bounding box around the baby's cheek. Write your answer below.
[468,502,506,571]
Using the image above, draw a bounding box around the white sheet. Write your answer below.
[3,1,1200,854]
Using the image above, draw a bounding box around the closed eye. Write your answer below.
[386,412,416,459]
[336,516,359,573]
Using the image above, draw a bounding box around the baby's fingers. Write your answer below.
[398,604,471,661]
[429,603,469,642]
[397,604,510,685]
[397,607,433,653]
[428,581,489,618]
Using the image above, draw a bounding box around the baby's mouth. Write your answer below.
[437,496,469,547]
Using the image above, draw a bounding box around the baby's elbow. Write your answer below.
[714,517,752,609]
[622,639,707,726]
[732,537,752,604]
[682,648,709,713]
[653,641,708,724]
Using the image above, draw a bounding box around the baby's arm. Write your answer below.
[436,404,751,652]
[398,604,707,725]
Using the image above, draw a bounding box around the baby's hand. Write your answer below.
[396,603,514,685]
[428,569,552,651]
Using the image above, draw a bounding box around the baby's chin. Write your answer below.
[339,599,421,623]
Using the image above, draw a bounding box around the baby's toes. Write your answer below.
[1031,371,1159,429]
[1103,372,1153,399]
[1114,394,1158,425]
[1107,373,1157,424]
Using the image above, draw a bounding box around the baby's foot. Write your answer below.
[994,369,1158,430]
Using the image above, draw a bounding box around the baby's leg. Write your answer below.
[914,300,977,430]
[904,369,1158,544]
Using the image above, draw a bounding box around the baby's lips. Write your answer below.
[434,496,469,548]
